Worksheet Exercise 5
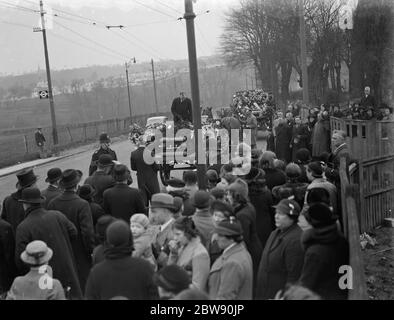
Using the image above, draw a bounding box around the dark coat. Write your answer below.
[291,124,309,162]
[171,97,193,123]
[89,147,117,176]
[89,202,105,228]
[360,94,376,109]
[275,122,293,163]
[299,224,349,300]
[85,251,159,300]
[311,119,331,157]
[130,147,160,206]
[41,185,62,209]
[35,131,46,146]
[264,168,287,191]
[1,191,25,234]
[0,218,16,294]
[84,171,116,207]
[256,224,304,300]
[266,132,275,153]
[15,206,82,299]
[234,202,263,277]
[272,181,309,207]
[247,182,273,249]
[103,184,146,222]
[47,191,95,292]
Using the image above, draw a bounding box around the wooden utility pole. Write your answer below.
[299,0,309,104]
[151,59,159,113]
[184,0,206,189]
[125,58,136,122]
[39,0,58,145]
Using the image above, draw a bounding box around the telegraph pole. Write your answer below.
[125,58,136,122]
[299,0,309,104]
[39,0,58,145]
[184,0,206,189]
[151,59,159,113]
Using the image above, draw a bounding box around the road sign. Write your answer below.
[39,90,49,99]
[33,27,42,32]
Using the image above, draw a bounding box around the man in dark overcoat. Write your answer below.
[48,169,95,292]
[275,118,293,163]
[15,187,82,299]
[35,127,46,158]
[290,116,309,162]
[130,141,160,207]
[89,133,117,176]
[171,92,193,125]
[41,168,62,209]
[84,154,116,207]
[0,217,16,296]
[103,164,146,222]
[1,169,38,234]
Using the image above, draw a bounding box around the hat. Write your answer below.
[166,178,185,189]
[210,187,226,199]
[308,162,323,178]
[295,148,311,164]
[96,215,116,243]
[228,178,249,199]
[173,197,184,213]
[21,240,53,266]
[273,199,301,217]
[45,168,62,183]
[16,169,38,189]
[191,190,211,209]
[130,213,150,229]
[206,169,219,183]
[285,163,301,178]
[18,187,45,204]
[106,220,133,247]
[214,217,243,236]
[98,154,114,167]
[304,202,337,228]
[149,193,175,210]
[99,133,110,143]
[59,169,81,189]
[153,265,191,294]
[113,164,129,182]
[78,184,96,200]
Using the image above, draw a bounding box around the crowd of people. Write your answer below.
[0,107,353,300]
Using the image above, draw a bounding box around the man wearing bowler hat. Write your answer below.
[103,164,146,222]
[150,193,176,269]
[1,168,38,233]
[85,154,116,207]
[15,187,82,299]
[41,168,62,209]
[48,169,95,292]
[89,132,117,176]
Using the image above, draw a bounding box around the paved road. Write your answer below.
[0,136,266,202]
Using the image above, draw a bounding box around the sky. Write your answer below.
[0,0,239,75]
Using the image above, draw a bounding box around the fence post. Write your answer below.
[67,127,73,143]
[23,135,29,154]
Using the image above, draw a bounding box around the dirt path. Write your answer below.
[363,227,394,300]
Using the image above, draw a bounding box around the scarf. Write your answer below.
[104,245,133,260]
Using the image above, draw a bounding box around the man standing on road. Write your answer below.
[35,127,46,159]
[89,133,117,176]
[41,168,62,209]
[1,169,38,234]
[171,92,193,126]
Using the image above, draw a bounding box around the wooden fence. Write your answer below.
[331,117,394,232]
[339,157,368,300]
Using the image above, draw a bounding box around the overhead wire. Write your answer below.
[130,0,177,19]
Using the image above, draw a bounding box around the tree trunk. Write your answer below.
[335,65,342,95]
[280,61,292,101]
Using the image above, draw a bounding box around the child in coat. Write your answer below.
[130,214,157,271]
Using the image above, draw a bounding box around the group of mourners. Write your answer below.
[0,103,354,300]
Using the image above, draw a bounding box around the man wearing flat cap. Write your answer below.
[1,168,38,233]
[15,187,82,299]
[84,154,116,207]
[35,126,46,159]
[89,133,117,176]
[48,169,95,292]
[150,193,176,269]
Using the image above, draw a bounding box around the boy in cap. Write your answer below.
[7,240,65,300]
[190,190,215,247]
[89,132,117,176]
